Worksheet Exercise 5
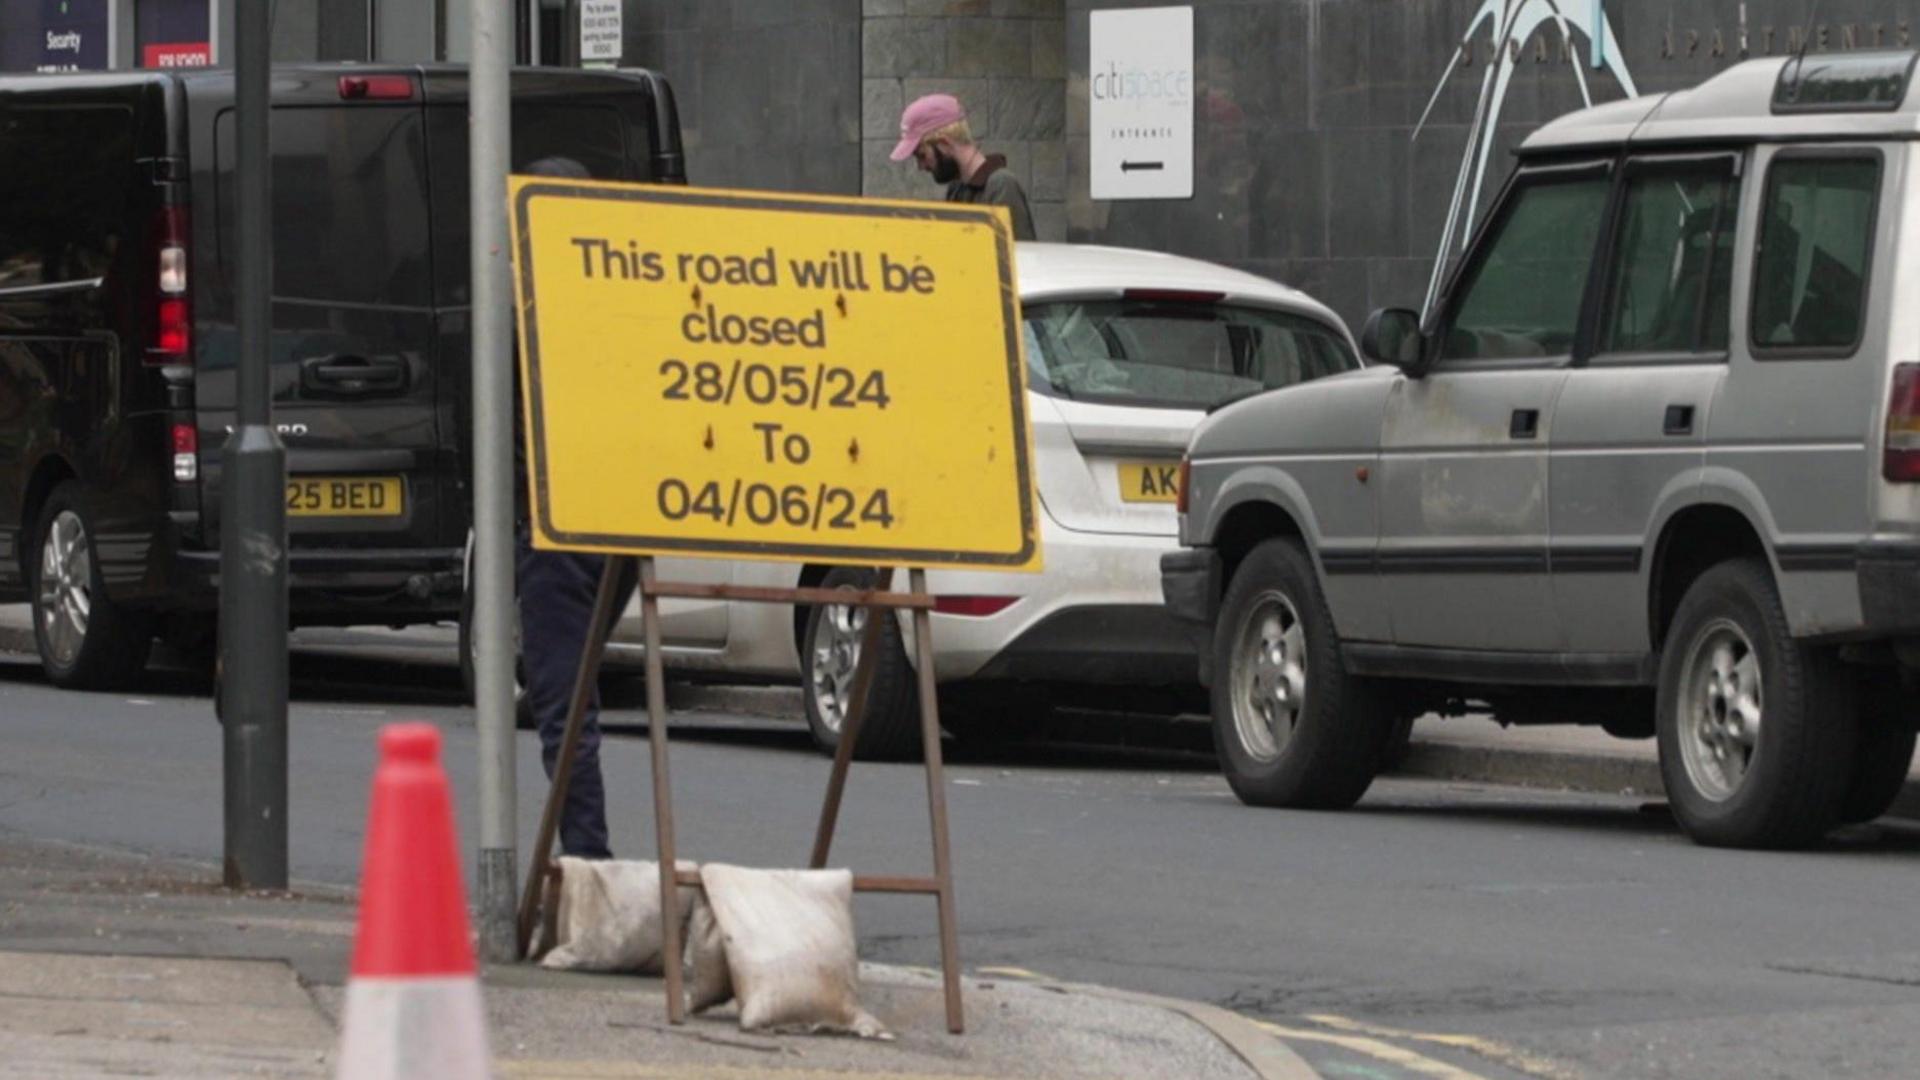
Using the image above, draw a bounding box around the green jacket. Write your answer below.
[946,154,1036,241]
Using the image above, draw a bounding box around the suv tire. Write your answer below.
[29,483,153,690]
[1211,539,1391,809]
[1839,674,1916,825]
[802,567,921,761]
[1656,559,1855,848]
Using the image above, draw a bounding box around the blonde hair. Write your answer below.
[925,119,975,147]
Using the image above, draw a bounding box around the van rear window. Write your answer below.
[0,106,136,294]
[426,104,633,306]
[215,107,432,307]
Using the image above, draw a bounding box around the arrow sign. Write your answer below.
[1120,161,1165,172]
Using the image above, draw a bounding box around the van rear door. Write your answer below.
[420,70,726,647]
[187,71,448,553]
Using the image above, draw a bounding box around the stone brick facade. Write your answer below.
[621,1,865,196]
[860,0,1069,240]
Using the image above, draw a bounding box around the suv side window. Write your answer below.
[1441,166,1612,365]
[1597,156,1741,358]
[1751,153,1881,356]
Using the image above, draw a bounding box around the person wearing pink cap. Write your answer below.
[890,93,1036,241]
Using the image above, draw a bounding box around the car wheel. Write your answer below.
[1210,539,1391,809]
[1838,673,1917,825]
[1655,559,1856,848]
[28,484,153,690]
[802,567,921,761]
[460,579,533,729]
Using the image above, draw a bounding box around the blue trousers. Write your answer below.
[516,525,615,859]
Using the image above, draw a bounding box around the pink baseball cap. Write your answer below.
[890,93,966,162]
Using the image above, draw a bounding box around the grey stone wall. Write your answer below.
[622,1,864,195]
[861,0,1069,239]
[1064,0,1913,329]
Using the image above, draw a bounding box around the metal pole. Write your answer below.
[221,0,288,891]
[810,569,893,869]
[472,0,519,965]
[640,558,686,1024]
[909,568,965,1034]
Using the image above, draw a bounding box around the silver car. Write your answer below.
[1164,51,1920,849]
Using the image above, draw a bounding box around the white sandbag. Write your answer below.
[695,863,892,1039]
[685,891,733,1013]
[539,856,697,974]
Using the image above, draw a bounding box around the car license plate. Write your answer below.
[1118,462,1182,504]
[285,476,405,517]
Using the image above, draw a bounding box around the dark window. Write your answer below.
[0,106,136,293]
[1022,299,1357,411]
[1599,160,1740,356]
[215,106,433,306]
[1752,155,1880,355]
[1443,172,1611,363]
[427,104,634,306]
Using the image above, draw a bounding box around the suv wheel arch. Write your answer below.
[1212,501,1310,601]
[1650,504,1771,652]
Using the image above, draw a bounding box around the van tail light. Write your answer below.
[1886,363,1920,482]
[933,596,1018,618]
[339,75,414,100]
[146,205,190,366]
[171,423,198,483]
[1175,456,1192,515]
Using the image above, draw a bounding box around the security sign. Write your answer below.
[509,181,1039,571]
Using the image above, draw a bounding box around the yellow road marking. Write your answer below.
[1303,1013,1579,1080]
[976,965,1048,980]
[1253,1020,1489,1080]
[503,1063,995,1080]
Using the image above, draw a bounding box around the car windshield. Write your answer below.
[1021,298,1357,411]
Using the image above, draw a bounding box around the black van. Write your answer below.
[0,65,685,688]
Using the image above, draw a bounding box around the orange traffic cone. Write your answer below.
[334,724,491,1079]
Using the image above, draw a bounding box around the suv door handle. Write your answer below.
[299,354,409,397]
[1664,404,1696,436]
[1510,408,1540,440]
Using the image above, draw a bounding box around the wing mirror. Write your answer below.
[1360,308,1429,376]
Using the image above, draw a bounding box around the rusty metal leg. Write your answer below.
[515,554,633,959]
[908,568,964,1034]
[809,567,894,869]
[640,558,687,1024]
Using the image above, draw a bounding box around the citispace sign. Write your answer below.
[1089,6,1195,201]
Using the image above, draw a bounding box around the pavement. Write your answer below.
[0,835,1303,1079]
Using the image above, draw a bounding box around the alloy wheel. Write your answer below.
[1229,590,1308,763]
[37,510,92,667]
[1678,618,1762,802]
[810,600,866,735]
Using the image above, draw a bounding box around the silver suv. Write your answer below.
[1163,51,1920,849]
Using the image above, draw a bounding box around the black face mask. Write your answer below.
[931,148,961,185]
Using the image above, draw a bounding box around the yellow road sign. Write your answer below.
[509,180,1039,571]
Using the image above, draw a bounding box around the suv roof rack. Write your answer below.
[1773,50,1920,114]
